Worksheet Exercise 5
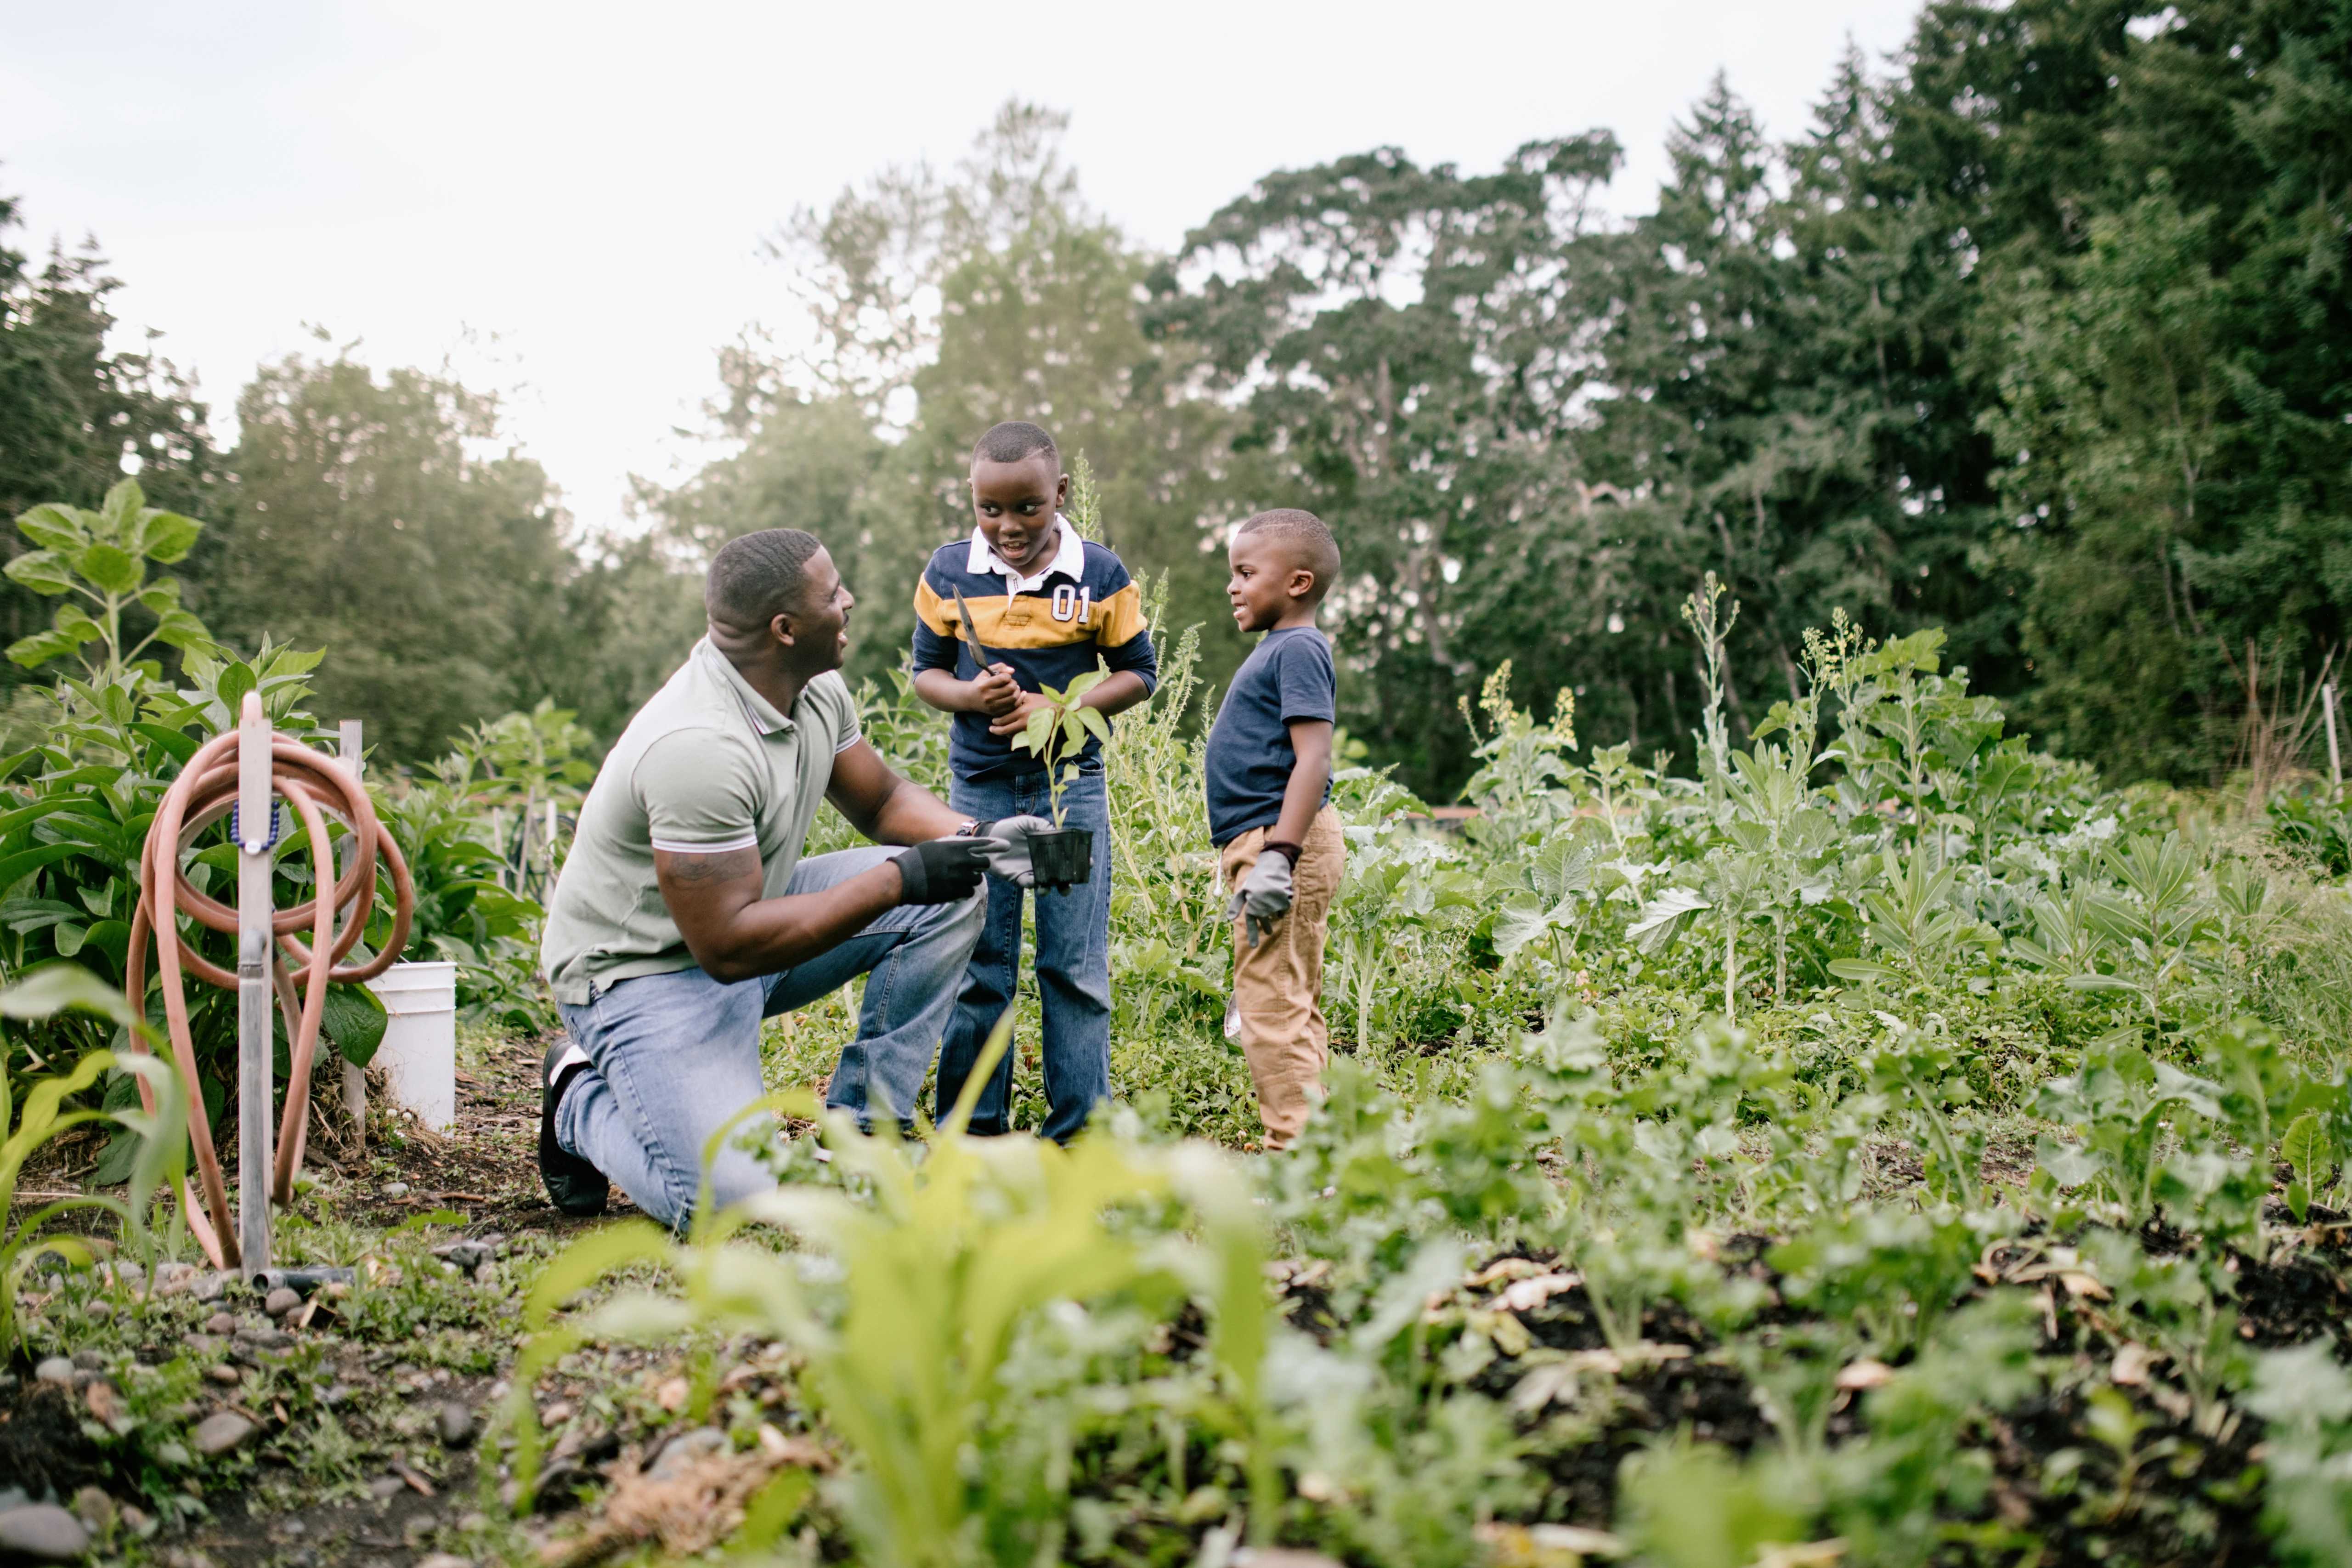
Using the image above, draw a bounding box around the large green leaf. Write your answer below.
[128,721,201,766]
[51,606,104,645]
[136,511,201,564]
[213,661,257,714]
[1490,894,1554,959]
[73,543,144,595]
[4,630,79,669]
[323,981,390,1067]
[151,609,218,654]
[0,961,140,1028]
[0,798,81,840]
[99,478,146,525]
[3,550,75,595]
[0,842,86,888]
[14,504,87,551]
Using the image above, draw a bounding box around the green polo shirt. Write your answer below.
[542,638,863,1004]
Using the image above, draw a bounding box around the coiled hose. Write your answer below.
[125,724,415,1269]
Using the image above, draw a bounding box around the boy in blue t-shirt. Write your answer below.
[1204,508,1346,1149]
[910,421,1157,1140]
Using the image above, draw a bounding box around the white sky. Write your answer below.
[1,0,1922,543]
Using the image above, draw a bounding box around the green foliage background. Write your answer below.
[3,2,2348,798]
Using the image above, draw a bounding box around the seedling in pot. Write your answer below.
[1010,669,1109,889]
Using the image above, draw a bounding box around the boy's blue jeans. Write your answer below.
[554,846,984,1230]
[935,763,1112,1143]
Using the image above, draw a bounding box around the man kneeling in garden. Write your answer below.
[536,528,1046,1227]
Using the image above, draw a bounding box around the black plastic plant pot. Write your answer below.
[1031,826,1094,891]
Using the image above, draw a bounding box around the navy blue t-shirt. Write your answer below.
[1204,627,1336,845]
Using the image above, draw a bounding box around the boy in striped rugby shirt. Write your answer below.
[910,421,1157,1140]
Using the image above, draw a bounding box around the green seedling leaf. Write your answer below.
[129,721,201,765]
[14,505,87,551]
[152,609,220,654]
[73,543,144,595]
[5,630,79,668]
[323,981,389,1067]
[137,510,201,564]
[388,1208,468,1236]
[0,961,141,1029]
[3,550,75,595]
[2281,1111,2328,1223]
[1628,886,1709,951]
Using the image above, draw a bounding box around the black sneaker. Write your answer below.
[539,1037,609,1217]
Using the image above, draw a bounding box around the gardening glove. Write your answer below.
[970,815,1053,889]
[893,836,993,904]
[1227,846,1296,949]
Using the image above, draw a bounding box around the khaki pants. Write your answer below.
[1219,807,1345,1150]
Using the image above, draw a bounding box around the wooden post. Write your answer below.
[235,692,273,1278]
[338,720,367,1144]
[2324,682,2342,795]
[545,797,559,888]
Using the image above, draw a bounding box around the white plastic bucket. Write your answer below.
[367,961,457,1132]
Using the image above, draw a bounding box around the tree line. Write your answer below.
[4,0,2345,798]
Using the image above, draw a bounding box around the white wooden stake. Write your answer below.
[235,692,273,1277]
[2324,681,2342,795]
[338,719,367,1143]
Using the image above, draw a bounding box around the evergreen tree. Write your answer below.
[0,197,218,685]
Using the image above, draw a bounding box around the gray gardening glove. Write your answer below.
[1226,848,1295,949]
[970,815,1054,889]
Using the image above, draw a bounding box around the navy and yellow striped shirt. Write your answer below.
[911,521,1157,780]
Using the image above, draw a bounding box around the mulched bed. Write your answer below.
[2,1035,592,1568]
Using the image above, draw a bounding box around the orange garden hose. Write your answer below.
[124,725,415,1270]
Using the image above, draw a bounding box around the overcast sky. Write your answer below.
[2,0,1922,541]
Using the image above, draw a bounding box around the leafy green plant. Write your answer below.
[2068,832,2213,1027]
[4,480,219,679]
[1457,660,1577,848]
[373,777,547,1030]
[509,1024,1279,1565]
[1009,668,1110,827]
[437,697,598,900]
[2247,1340,2352,1565]
[1329,830,1478,1054]
[0,636,395,1116]
[0,963,188,1363]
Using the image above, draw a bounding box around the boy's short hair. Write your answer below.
[972,420,1058,467]
[707,528,823,628]
[1238,509,1340,599]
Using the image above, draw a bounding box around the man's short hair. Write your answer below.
[1238,508,1340,597]
[972,420,1058,467]
[707,528,824,628]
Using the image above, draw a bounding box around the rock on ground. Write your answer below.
[191,1412,256,1457]
[0,1502,91,1562]
[647,1427,728,1481]
[437,1402,475,1448]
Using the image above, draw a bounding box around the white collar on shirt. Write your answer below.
[966,515,1085,594]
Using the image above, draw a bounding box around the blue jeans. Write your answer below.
[554,846,984,1230]
[934,764,1112,1143]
